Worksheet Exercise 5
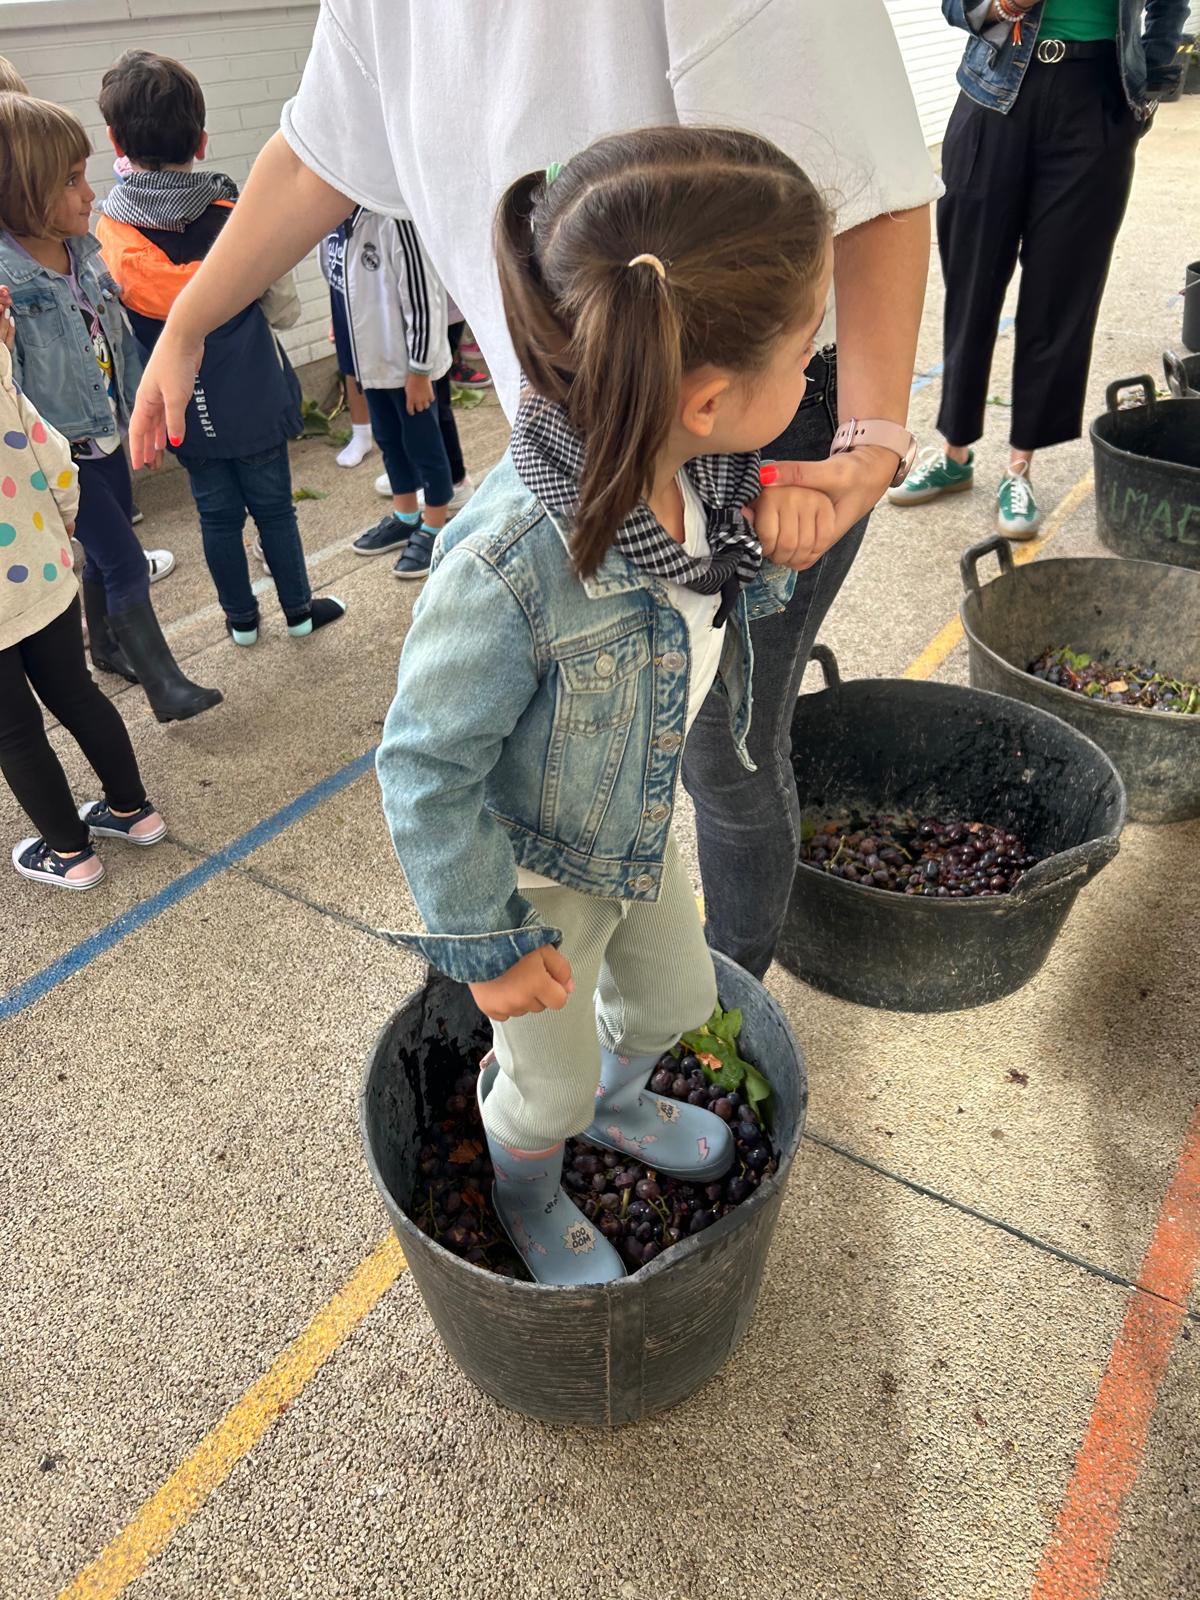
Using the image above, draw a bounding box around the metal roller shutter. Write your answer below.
[885,0,967,145]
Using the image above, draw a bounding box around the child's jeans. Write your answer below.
[485,835,718,1151]
[184,443,312,627]
[0,597,146,853]
[75,449,150,616]
[365,385,455,509]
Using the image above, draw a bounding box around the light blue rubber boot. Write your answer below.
[477,1058,625,1287]
[584,1049,735,1181]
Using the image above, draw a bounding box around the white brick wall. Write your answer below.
[2,0,329,370]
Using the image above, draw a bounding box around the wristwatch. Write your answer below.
[829,418,919,487]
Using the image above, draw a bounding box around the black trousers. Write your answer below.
[0,597,146,852]
[936,49,1140,452]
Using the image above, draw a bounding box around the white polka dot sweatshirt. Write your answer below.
[0,340,80,653]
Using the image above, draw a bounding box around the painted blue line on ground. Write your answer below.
[1,748,379,1023]
[910,315,1015,396]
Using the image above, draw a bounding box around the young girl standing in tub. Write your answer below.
[378,126,834,1284]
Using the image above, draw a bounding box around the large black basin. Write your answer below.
[961,537,1200,823]
[777,647,1127,1013]
[1091,375,1200,570]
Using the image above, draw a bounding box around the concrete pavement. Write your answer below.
[1,95,1197,1600]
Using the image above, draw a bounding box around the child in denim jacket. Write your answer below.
[377,127,834,1285]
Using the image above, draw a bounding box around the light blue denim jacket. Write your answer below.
[0,230,142,443]
[376,452,795,984]
[944,1,1189,117]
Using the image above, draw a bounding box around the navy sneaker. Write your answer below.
[352,514,413,557]
[392,524,438,580]
[78,798,167,845]
[12,836,104,890]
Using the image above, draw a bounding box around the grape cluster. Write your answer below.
[798,812,1041,898]
[409,1052,777,1279]
[1029,646,1200,715]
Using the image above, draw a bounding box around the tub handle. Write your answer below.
[1105,375,1156,415]
[960,535,1015,595]
[808,643,841,689]
[1010,834,1120,900]
[1163,349,1198,399]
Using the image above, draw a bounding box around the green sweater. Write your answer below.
[1039,0,1120,41]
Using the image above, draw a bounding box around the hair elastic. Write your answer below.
[545,161,563,185]
[626,253,667,281]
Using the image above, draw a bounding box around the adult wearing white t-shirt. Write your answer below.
[129,0,938,978]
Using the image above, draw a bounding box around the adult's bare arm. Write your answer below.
[129,132,353,467]
[768,204,930,545]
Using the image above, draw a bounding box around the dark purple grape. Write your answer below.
[679,1054,700,1075]
[745,1146,770,1173]
[623,1238,645,1266]
[591,1172,608,1193]
[650,1068,674,1094]
[640,1242,661,1263]
[564,1170,588,1193]
[738,1104,759,1125]
[443,1190,462,1216]
[726,1176,752,1204]
[705,1181,725,1203]
[573,1152,600,1176]
[613,1168,638,1191]
[635,1221,656,1243]
[688,1089,709,1106]
[712,1097,733,1121]
[689,1209,715,1233]
[635,1178,661,1202]
[738,1123,763,1148]
[627,1199,652,1222]
[598,1192,620,1212]
[671,1076,690,1099]
[599,1214,623,1240]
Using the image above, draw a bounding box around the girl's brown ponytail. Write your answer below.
[494,170,571,407]
[565,261,681,577]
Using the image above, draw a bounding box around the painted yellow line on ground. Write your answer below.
[56,466,1101,1599]
[901,471,1095,681]
[58,1236,406,1600]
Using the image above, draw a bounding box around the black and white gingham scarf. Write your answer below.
[511,389,762,626]
[101,169,240,233]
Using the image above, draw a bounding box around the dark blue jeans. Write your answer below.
[184,443,311,627]
[681,348,871,979]
[74,448,150,616]
[366,385,455,509]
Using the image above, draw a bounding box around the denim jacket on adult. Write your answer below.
[376,452,796,984]
[0,231,143,444]
[943,1,1189,117]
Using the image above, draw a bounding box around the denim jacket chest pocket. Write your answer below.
[542,627,653,850]
[10,288,66,349]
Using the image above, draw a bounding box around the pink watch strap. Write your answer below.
[830,418,918,486]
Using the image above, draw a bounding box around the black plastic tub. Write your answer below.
[961,537,1200,824]
[776,647,1127,1013]
[359,950,806,1427]
[1164,348,1200,398]
[1091,375,1200,570]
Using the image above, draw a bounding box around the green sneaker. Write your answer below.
[887,446,974,505]
[996,463,1042,539]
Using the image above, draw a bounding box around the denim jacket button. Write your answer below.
[656,731,682,753]
[660,651,685,672]
[630,873,656,892]
[645,804,669,823]
[594,652,616,678]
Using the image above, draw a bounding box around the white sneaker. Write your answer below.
[336,432,376,469]
[145,549,175,582]
[374,472,475,515]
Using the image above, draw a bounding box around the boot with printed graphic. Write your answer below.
[584,1048,735,1181]
[477,1057,625,1287]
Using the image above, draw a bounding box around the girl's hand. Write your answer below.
[469,945,574,1023]
[406,374,435,415]
[0,286,14,352]
[744,481,837,571]
[129,325,205,469]
[761,448,896,543]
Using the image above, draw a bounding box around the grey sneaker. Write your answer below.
[996,462,1042,539]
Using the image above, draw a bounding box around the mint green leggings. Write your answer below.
[486,835,717,1151]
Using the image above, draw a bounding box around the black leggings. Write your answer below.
[0,597,146,852]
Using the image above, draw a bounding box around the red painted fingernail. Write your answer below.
[168,435,182,447]
[759,463,778,486]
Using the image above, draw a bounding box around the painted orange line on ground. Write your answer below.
[58,1236,406,1600]
[1030,1099,1200,1600]
[901,472,1094,681]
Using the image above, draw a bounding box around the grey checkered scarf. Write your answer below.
[102,169,240,233]
[510,389,762,626]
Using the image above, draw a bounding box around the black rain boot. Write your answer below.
[109,601,223,724]
[82,579,138,683]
